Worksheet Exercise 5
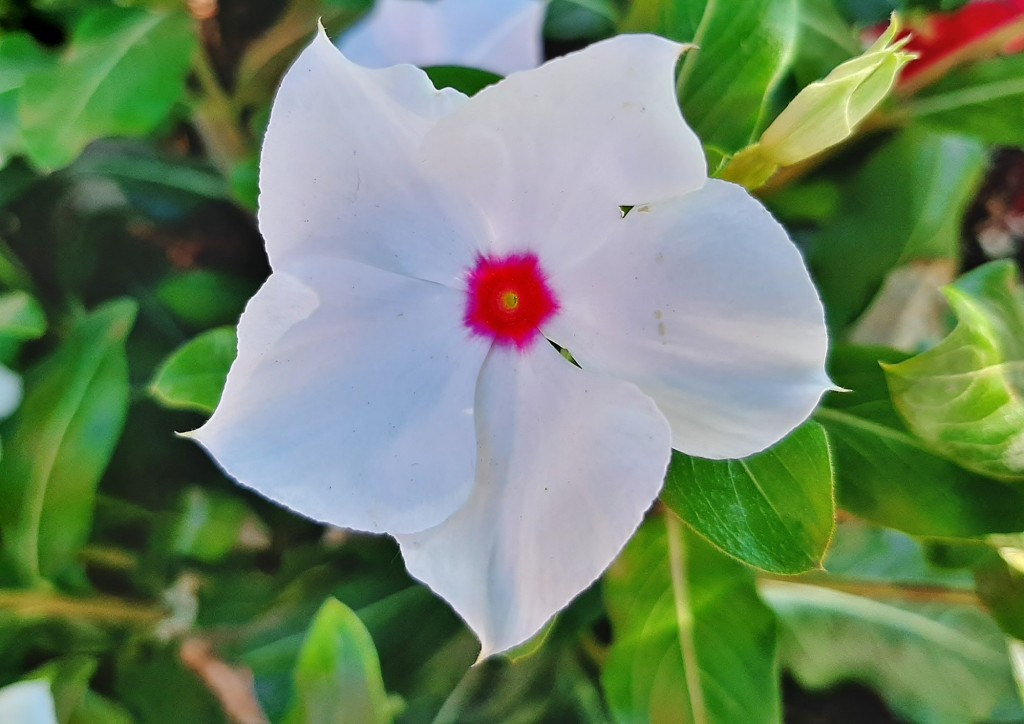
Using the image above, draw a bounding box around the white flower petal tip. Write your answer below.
[196,28,833,658]
[545,178,831,461]
[337,0,545,76]
[0,680,58,724]
[399,345,673,657]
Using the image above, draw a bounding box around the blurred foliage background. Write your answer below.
[1,0,1024,721]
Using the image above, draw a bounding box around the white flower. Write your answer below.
[337,0,544,75]
[191,29,830,657]
[0,364,23,420]
[0,680,58,724]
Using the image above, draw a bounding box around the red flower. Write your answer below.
[873,1,1024,88]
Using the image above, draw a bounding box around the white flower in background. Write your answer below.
[0,680,58,724]
[191,29,830,656]
[337,0,544,75]
[0,364,23,420]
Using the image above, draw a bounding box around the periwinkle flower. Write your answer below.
[191,29,830,656]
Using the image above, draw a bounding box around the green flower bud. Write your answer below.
[722,17,915,189]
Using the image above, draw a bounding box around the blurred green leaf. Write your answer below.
[545,0,619,41]
[148,326,235,414]
[904,55,1024,146]
[976,553,1024,641]
[0,291,46,342]
[114,641,225,724]
[286,597,394,724]
[764,578,1024,723]
[662,422,835,573]
[817,345,1024,536]
[622,0,800,165]
[0,33,52,168]
[168,487,268,564]
[29,654,130,724]
[792,0,861,86]
[885,262,1024,481]
[603,516,779,723]
[19,7,197,171]
[156,271,255,329]
[0,299,136,584]
[808,127,987,331]
[824,521,973,588]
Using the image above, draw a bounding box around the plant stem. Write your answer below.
[666,513,708,724]
[191,47,249,174]
[0,589,164,625]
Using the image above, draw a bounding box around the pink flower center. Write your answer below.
[464,252,559,350]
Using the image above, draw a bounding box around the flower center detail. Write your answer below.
[464,252,559,350]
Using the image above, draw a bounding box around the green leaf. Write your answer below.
[156,271,255,329]
[903,54,1024,146]
[603,515,780,724]
[817,345,1024,537]
[0,290,46,342]
[662,422,835,574]
[148,326,236,415]
[622,0,800,162]
[885,262,1024,481]
[0,33,52,167]
[808,127,987,331]
[286,598,394,724]
[423,66,501,97]
[545,0,619,42]
[0,299,136,584]
[764,579,1024,723]
[168,487,268,564]
[976,553,1024,641]
[19,7,197,171]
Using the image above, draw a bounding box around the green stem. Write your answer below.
[191,49,249,174]
[0,589,163,625]
[666,514,708,724]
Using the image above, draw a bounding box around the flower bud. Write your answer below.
[722,17,915,188]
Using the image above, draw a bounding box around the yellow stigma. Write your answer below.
[500,290,520,311]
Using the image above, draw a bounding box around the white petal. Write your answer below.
[191,258,489,535]
[0,681,57,724]
[339,0,544,76]
[260,26,484,285]
[544,180,831,460]
[421,34,707,271]
[398,342,671,656]
[0,364,22,419]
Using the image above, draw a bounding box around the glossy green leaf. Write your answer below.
[662,422,835,573]
[622,0,800,163]
[286,598,394,724]
[904,54,1024,146]
[19,7,197,170]
[808,127,987,331]
[885,262,1024,481]
[0,300,136,584]
[817,345,1024,536]
[0,33,52,167]
[764,579,1024,723]
[149,326,236,414]
[603,516,779,724]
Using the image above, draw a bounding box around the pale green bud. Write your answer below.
[759,18,915,166]
[721,17,915,190]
